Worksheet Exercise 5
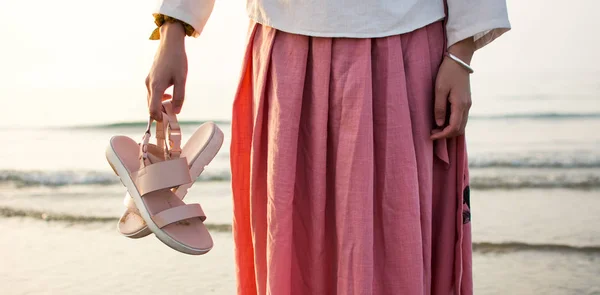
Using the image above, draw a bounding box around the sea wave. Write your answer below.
[1,169,599,189]
[0,207,231,232]
[0,170,117,187]
[471,242,600,254]
[0,170,231,187]
[469,157,600,169]
[69,120,232,130]
[468,112,600,120]
[470,173,600,190]
[1,206,598,255]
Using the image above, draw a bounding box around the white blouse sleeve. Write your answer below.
[445,0,511,50]
[153,0,216,37]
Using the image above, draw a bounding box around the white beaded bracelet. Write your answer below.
[445,52,474,74]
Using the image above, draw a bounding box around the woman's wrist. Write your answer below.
[448,37,475,65]
[160,22,186,45]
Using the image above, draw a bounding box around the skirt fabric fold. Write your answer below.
[230,21,473,295]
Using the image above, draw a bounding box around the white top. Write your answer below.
[154,0,510,50]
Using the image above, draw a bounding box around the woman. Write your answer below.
[145,0,510,294]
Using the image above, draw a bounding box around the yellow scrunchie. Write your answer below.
[149,14,195,40]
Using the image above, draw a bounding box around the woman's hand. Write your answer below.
[146,22,188,121]
[430,38,475,140]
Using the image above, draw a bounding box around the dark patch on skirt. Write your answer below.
[462,186,471,224]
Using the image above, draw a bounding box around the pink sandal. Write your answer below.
[106,101,220,255]
[117,104,223,239]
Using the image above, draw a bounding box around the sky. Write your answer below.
[0,0,599,127]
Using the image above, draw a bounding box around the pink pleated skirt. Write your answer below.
[230,21,473,295]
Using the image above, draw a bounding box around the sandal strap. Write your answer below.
[131,158,191,196]
[140,120,154,166]
[139,100,183,165]
[152,114,175,160]
[155,117,167,157]
[151,203,206,228]
[162,101,182,158]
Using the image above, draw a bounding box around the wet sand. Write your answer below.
[2,217,600,295]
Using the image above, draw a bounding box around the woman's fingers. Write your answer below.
[434,82,449,127]
[148,81,167,121]
[172,78,186,114]
[431,97,465,140]
[430,88,471,140]
[145,76,151,106]
[459,107,469,134]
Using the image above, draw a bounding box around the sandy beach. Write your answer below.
[1,217,236,295]
[2,213,600,295]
